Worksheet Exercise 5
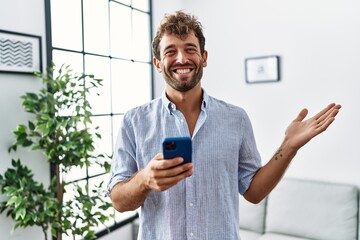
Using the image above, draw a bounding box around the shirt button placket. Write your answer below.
[186,176,196,239]
[179,114,188,136]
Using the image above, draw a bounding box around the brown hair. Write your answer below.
[152,11,206,60]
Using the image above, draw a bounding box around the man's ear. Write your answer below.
[202,50,208,67]
[153,57,162,73]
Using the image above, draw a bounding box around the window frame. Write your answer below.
[44,0,154,238]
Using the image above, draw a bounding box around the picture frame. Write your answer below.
[245,55,280,84]
[0,29,42,74]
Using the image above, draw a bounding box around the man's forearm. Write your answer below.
[110,170,151,212]
[244,103,341,204]
[243,140,298,204]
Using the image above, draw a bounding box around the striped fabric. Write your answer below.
[108,90,262,240]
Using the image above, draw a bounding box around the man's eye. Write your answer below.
[186,48,197,53]
[165,50,176,56]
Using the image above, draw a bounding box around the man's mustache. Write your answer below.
[170,63,196,69]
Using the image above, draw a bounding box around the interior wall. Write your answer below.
[0,0,50,239]
[152,0,360,188]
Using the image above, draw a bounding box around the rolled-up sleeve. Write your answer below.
[238,111,262,195]
[106,114,138,196]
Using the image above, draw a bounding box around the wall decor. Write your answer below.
[245,55,280,83]
[0,30,42,74]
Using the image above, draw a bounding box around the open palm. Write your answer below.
[285,103,341,150]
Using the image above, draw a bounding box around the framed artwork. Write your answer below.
[245,55,280,84]
[0,30,42,74]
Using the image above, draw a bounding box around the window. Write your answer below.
[45,0,153,238]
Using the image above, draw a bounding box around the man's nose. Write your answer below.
[175,50,188,64]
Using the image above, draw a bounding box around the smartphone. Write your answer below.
[162,137,192,164]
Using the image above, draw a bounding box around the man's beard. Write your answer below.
[162,62,204,92]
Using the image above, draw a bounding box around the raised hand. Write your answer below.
[285,103,341,150]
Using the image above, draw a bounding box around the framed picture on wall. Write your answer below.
[245,55,280,84]
[0,30,42,74]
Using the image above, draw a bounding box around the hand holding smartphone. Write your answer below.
[162,137,192,164]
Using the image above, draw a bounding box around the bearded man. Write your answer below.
[107,11,341,240]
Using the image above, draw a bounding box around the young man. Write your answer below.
[107,11,341,239]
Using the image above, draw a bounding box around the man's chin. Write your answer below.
[168,82,191,92]
[172,74,192,81]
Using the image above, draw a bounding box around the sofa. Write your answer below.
[132,177,359,240]
[239,177,360,240]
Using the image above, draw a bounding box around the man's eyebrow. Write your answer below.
[184,43,198,48]
[163,44,176,52]
[163,43,199,52]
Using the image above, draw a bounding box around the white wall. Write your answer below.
[0,0,50,239]
[151,0,185,93]
[152,0,360,188]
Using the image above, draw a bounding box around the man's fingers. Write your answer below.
[314,103,341,126]
[295,103,341,125]
[315,117,336,133]
[152,167,193,192]
[314,103,338,120]
[154,152,164,160]
[316,107,341,131]
[153,157,184,170]
[294,108,308,122]
[153,162,193,178]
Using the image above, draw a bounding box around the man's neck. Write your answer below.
[165,85,203,114]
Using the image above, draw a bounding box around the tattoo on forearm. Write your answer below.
[274,148,283,160]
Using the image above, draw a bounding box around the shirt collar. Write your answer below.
[161,89,208,114]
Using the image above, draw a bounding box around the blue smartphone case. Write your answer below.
[162,137,192,163]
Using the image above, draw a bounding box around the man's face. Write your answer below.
[154,32,208,92]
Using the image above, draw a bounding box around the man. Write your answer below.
[107,11,341,239]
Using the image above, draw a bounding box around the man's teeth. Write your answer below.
[176,69,191,74]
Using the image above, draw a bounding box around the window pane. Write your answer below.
[115,209,137,222]
[52,50,84,118]
[88,115,112,176]
[89,175,115,230]
[112,114,124,150]
[114,0,131,5]
[64,166,87,182]
[110,3,132,59]
[132,0,149,12]
[62,180,87,240]
[132,10,151,62]
[83,0,110,55]
[49,0,151,236]
[111,59,151,113]
[62,181,86,207]
[52,50,83,74]
[51,0,82,50]
[110,115,135,224]
[84,55,112,114]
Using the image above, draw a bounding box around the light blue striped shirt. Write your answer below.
[107,90,262,240]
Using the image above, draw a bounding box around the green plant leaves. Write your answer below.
[0,64,113,240]
[0,159,60,236]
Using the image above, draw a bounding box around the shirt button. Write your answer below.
[189,203,193,207]
[190,233,194,237]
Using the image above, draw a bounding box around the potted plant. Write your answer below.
[0,64,113,240]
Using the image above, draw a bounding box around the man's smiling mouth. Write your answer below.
[174,68,192,74]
